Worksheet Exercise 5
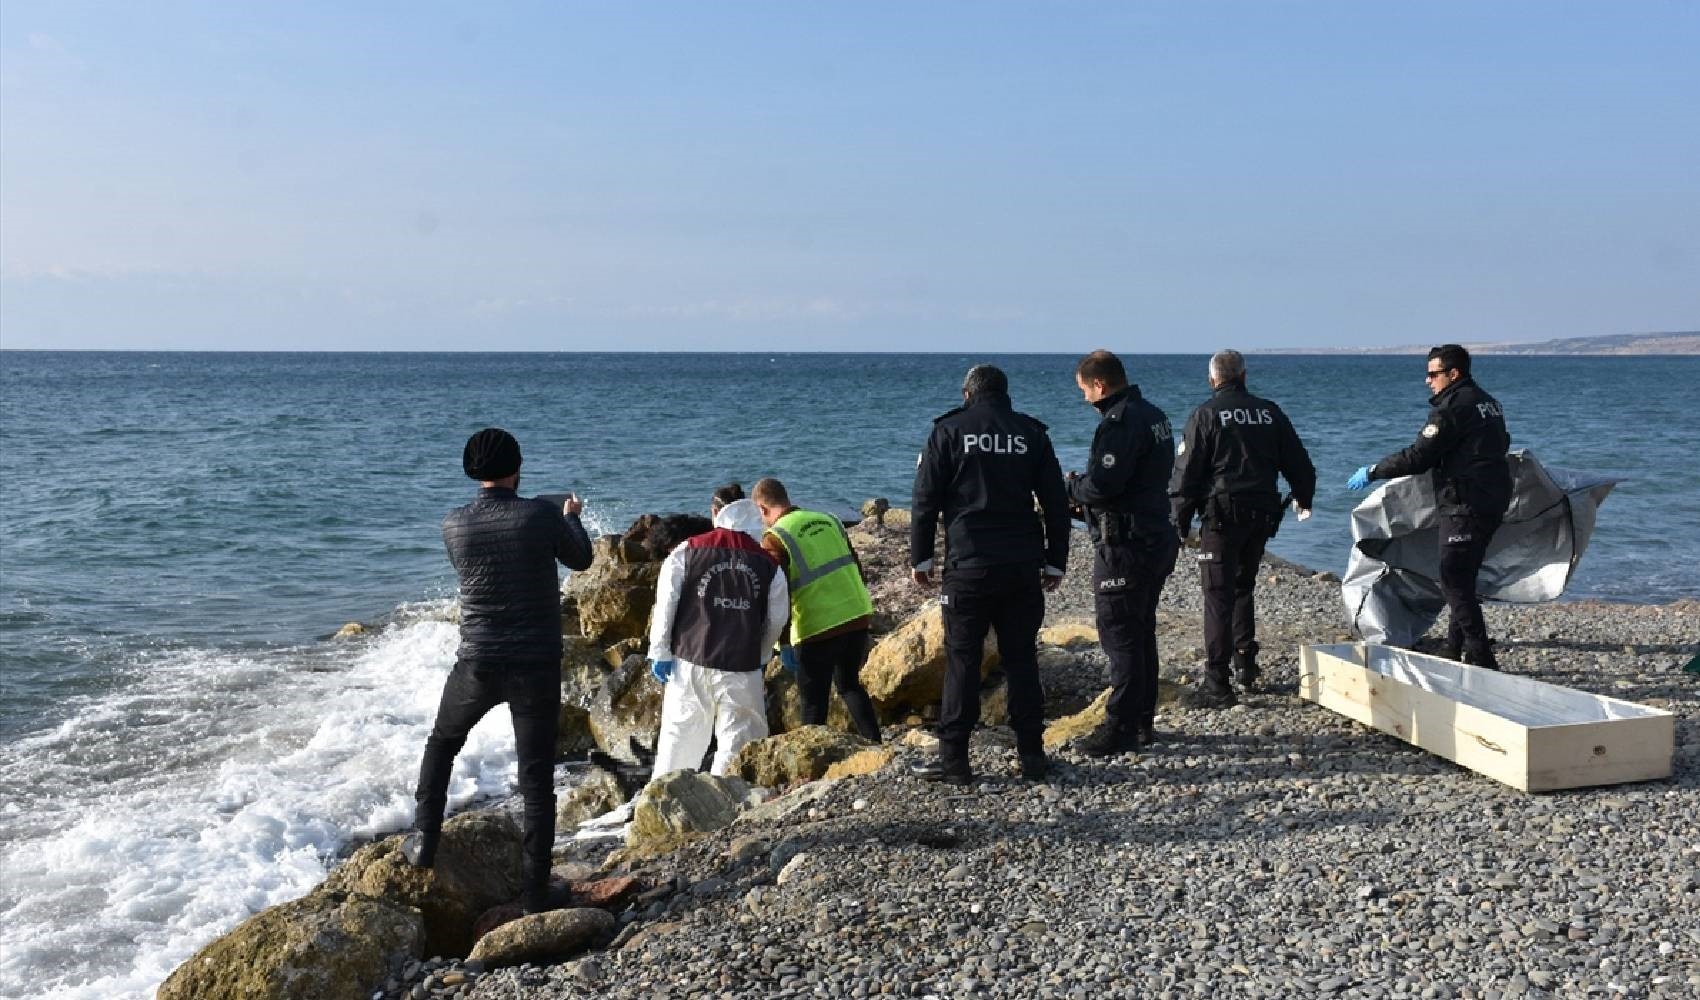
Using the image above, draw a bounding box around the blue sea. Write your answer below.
[1,351,1695,998]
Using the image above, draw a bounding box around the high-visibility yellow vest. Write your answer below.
[767,509,874,643]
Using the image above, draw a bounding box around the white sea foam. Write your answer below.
[0,602,527,1000]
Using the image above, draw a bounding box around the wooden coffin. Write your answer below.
[1298,642,1674,792]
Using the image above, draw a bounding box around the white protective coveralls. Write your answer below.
[647,498,789,777]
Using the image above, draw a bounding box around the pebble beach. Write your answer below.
[389,528,1699,1000]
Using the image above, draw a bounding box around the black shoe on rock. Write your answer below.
[521,882,576,915]
[401,831,437,869]
[1135,721,1165,748]
[911,758,973,786]
[1018,752,1048,781]
[1182,682,1238,710]
[1077,722,1138,758]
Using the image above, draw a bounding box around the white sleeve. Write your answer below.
[762,566,790,655]
[648,545,689,662]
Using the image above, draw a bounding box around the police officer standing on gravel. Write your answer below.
[1170,350,1316,706]
[1067,350,1181,757]
[910,364,1071,784]
[1347,344,1512,668]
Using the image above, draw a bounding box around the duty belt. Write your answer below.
[1093,510,1162,545]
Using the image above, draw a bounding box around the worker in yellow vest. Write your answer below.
[752,477,883,743]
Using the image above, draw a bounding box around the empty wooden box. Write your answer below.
[1299,642,1674,792]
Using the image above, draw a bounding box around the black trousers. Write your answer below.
[797,627,883,742]
[415,658,560,901]
[1197,518,1273,682]
[938,562,1047,761]
[1094,533,1179,731]
[1438,512,1501,655]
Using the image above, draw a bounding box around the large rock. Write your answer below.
[1039,620,1099,648]
[557,701,596,757]
[622,513,713,562]
[557,769,627,829]
[586,653,664,761]
[560,636,609,703]
[823,747,894,780]
[860,604,999,713]
[1042,682,1182,749]
[627,770,757,855]
[328,811,522,959]
[980,677,1009,726]
[157,888,423,1000]
[1043,689,1113,749]
[468,907,616,967]
[560,637,664,761]
[565,538,661,644]
[730,726,871,787]
[762,654,853,735]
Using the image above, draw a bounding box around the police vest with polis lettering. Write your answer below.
[1373,376,1512,518]
[767,509,875,643]
[670,527,779,672]
[911,389,1073,572]
[1170,381,1317,528]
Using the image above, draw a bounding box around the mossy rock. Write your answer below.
[730,726,871,787]
[157,888,423,1000]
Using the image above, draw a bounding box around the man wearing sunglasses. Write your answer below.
[1345,344,1512,668]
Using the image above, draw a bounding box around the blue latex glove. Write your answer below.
[1346,465,1373,491]
[650,659,675,684]
[779,647,799,674]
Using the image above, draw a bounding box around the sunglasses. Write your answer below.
[1424,368,1451,380]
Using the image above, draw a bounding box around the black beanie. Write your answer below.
[463,428,522,481]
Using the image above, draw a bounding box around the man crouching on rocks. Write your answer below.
[403,428,594,914]
[646,497,790,777]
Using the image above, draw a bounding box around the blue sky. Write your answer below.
[1,2,1695,351]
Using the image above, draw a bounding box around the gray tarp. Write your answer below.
[1342,450,1618,646]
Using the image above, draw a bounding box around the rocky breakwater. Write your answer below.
[445,514,1693,1000]
[158,813,619,1000]
[176,503,1700,998]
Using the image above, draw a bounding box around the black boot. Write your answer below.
[401,831,438,869]
[1232,645,1261,693]
[1077,721,1138,758]
[521,880,575,915]
[1017,752,1048,781]
[911,755,973,786]
[1461,643,1500,671]
[1181,676,1238,710]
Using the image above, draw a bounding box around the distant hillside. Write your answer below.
[1270,332,1700,356]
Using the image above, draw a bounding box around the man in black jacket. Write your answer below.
[404,427,594,914]
[1067,350,1181,756]
[1171,350,1316,704]
[910,364,1071,783]
[1347,344,1512,668]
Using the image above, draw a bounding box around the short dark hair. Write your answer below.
[1075,349,1127,387]
[752,477,790,507]
[962,364,1008,398]
[1428,344,1472,376]
[710,482,744,511]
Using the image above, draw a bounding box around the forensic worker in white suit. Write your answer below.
[646,498,789,777]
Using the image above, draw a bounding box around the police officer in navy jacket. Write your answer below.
[1067,350,1180,756]
[910,364,1071,784]
[1171,350,1315,704]
[1347,343,1512,668]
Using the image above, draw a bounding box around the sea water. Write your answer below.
[1,351,1695,997]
